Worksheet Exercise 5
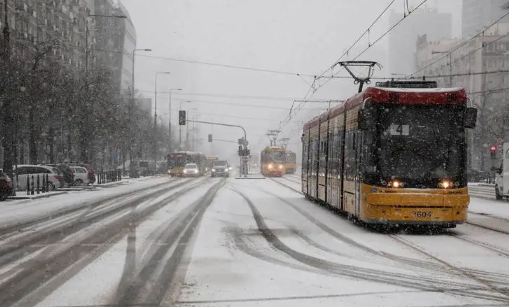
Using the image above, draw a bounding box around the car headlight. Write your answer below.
[183,170,188,174]
[268,164,273,170]
[212,169,216,172]
[278,164,283,169]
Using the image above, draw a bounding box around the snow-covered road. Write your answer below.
[1,175,509,307]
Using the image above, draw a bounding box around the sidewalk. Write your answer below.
[8,191,68,200]
[5,176,158,202]
[0,176,172,227]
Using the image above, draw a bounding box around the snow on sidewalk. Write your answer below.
[0,176,173,228]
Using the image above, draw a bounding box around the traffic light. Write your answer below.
[490,145,497,159]
[178,110,186,125]
[208,134,213,142]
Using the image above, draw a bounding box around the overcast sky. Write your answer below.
[121,0,462,158]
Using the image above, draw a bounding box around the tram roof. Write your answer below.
[303,86,467,130]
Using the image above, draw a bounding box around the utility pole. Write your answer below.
[2,0,15,178]
[168,88,182,153]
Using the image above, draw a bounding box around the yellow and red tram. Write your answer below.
[261,146,286,177]
[284,150,297,174]
[301,80,477,227]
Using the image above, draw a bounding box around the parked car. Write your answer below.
[69,163,96,184]
[70,166,89,185]
[47,164,74,187]
[0,169,13,201]
[183,163,200,177]
[14,165,64,191]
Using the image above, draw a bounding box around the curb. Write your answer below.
[8,191,69,200]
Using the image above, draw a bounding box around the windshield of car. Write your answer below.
[185,164,197,169]
[213,161,227,167]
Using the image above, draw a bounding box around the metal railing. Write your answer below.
[96,170,122,184]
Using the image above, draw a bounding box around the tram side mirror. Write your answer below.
[358,109,371,130]
[465,107,477,129]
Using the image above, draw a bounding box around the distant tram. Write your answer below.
[260,146,286,177]
[167,151,207,177]
[284,150,297,174]
[301,80,477,228]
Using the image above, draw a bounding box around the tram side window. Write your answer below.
[345,130,356,181]
[302,142,308,173]
[327,132,334,175]
[310,139,317,173]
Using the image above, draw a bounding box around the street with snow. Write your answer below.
[0,174,508,307]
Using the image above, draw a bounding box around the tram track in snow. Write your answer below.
[228,185,508,303]
[389,234,509,303]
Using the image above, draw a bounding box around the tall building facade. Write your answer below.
[92,0,136,92]
[388,7,452,75]
[0,0,91,69]
[462,0,509,38]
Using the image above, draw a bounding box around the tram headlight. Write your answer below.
[439,180,451,189]
[388,180,403,188]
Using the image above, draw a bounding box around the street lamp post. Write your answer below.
[179,101,192,149]
[154,72,171,170]
[169,88,182,153]
[185,109,198,151]
[128,48,151,177]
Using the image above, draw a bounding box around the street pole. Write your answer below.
[2,0,15,178]
[129,48,151,177]
[179,100,191,150]
[154,72,170,169]
[85,17,89,72]
[168,88,182,154]
[449,53,453,87]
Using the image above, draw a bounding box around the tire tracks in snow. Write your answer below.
[259,186,447,272]
[389,235,509,303]
[0,178,178,237]
[228,187,497,302]
[113,179,226,307]
[0,177,210,307]
[0,178,201,272]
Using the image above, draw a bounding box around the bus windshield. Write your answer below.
[377,105,464,184]
[168,154,186,168]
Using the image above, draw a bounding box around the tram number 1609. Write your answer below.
[413,211,432,218]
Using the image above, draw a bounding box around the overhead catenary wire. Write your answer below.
[268,0,401,142]
[408,9,509,78]
[280,0,429,135]
[415,31,509,79]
